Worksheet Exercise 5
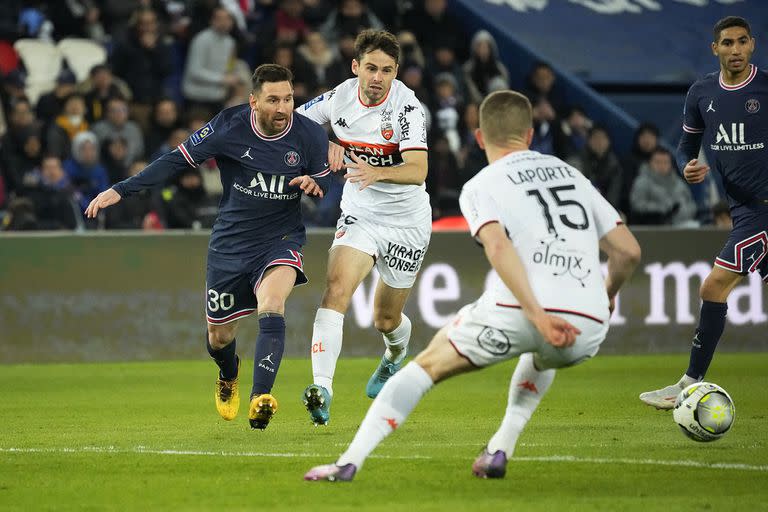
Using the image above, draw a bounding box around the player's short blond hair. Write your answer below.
[479,90,532,147]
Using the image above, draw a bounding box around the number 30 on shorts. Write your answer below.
[207,288,235,312]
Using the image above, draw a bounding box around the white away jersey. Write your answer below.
[459,150,622,321]
[299,78,430,224]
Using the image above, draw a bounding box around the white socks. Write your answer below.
[487,353,555,456]
[383,314,411,364]
[310,308,344,396]
[337,362,433,468]
[679,374,697,388]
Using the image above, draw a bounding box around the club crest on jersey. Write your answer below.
[190,122,214,146]
[335,226,347,239]
[381,121,394,140]
[284,151,300,166]
[746,99,760,114]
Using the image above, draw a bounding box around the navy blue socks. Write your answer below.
[686,300,728,380]
[251,313,286,397]
[207,336,238,380]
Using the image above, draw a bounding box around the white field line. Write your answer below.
[1,446,767,472]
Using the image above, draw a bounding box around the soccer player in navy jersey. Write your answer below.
[85,64,331,429]
[640,16,768,409]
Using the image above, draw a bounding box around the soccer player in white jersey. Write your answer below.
[297,29,431,425]
[304,90,641,481]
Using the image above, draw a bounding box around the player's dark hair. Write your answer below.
[251,64,293,93]
[713,16,751,42]
[354,29,400,65]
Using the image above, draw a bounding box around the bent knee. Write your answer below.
[321,279,353,311]
[374,314,400,334]
[207,325,235,349]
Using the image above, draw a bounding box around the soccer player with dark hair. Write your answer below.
[298,29,431,425]
[640,16,768,408]
[85,64,330,429]
[303,90,640,482]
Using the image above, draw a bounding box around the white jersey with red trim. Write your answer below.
[459,150,622,322]
[299,78,430,224]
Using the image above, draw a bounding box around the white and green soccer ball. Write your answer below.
[673,382,735,442]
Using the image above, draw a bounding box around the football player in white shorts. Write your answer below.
[297,29,431,425]
[304,90,641,481]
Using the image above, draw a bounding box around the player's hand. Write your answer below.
[85,188,122,218]
[682,159,710,184]
[328,141,345,172]
[344,152,382,190]
[530,312,581,348]
[290,175,324,198]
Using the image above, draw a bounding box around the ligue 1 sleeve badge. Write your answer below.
[381,121,394,140]
[284,151,301,166]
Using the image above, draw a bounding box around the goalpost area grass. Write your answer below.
[1,353,767,511]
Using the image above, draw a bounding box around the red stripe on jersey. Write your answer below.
[683,124,703,134]
[719,64,757,91]
[311,168,331,178]
[177,143,197,167]
[250,108,293,141]
[357,85,391,108]
[337,138,399,158]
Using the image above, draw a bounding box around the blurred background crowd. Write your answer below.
[0,0,731,232]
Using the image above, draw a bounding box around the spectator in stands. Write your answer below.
[462,30,509,104]
[559,105,591,160]
[1,70,28,116]
[101,0,169,43]
[405,0,466,62]
[110,7,172,126]
[62,131,109,212]
[273,0,310,44]
[270,42,317,103]
[182,6,237,115]
[0,98,38,194]
[630,147,696,226]
[104,159,162,230]
[325,32,357,85]
[427,42,465,99]
[102,135,129,184]
[82,64,132,124]
[92,96,144,167]
[457,102,478,169]
[431,72,462,156]
[144,98,180,159]
[319,0,384,45]
[427,134,461,219]
[4,125,42,192]
[297,31,340,91]
[36,70,78,127]
[524,61,566,114]
[150,127,189,162]
[400,64,431,105]
[46,94,89,161]
[398,31,426,70]
[162,167,210,229]
[621,122,660,216]
[30,155,81,230]
[1,197,38,230]
[569,125,624,210]
[48,0,105,41]
[530,97,566,159]
[302,0,334,28]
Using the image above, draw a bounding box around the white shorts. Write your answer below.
[447,297,609,369]
[331,210,431,289]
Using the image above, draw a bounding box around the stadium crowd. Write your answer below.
[0,0,729,231]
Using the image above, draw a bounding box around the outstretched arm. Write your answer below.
[477,222,580,347]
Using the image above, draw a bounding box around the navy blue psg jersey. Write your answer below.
[682,64,768,210]
[113,104,330,255]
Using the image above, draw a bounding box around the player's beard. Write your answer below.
[258,111,290,136]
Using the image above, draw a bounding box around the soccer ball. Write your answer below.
[672,382,735,442]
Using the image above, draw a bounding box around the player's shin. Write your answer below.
[251,313,286,396]
[487,353,555,456]
[310,308,344,395]
[336,362,433,469]
[206,335,238,380]
[383,313,411,364]
[686,301,728,380]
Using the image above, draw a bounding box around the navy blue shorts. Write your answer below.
[205,240,307,325]
[715,209,768,280]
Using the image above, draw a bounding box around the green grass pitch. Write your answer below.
[1,354,767,511]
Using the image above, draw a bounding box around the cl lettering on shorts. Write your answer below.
[312,342,325,353]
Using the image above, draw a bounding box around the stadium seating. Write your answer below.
[13,39,62,104]
[57,38,107,83]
